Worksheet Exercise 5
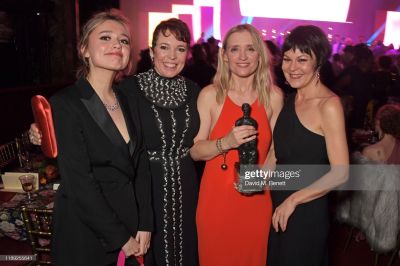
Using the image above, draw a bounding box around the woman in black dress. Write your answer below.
[120,19,200,266]
[267,25,349,266]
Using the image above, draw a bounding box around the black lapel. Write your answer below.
[115,87,137,157]
[77,78,130,159]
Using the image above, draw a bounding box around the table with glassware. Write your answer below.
[0,186,56,241]
[0,153,58,241]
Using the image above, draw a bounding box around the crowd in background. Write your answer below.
[136,35,400,137]
[26,12,400,264]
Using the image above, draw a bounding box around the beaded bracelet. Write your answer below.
[216,138,225,154]
[216,138,228,170]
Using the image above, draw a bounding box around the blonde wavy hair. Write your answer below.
[213,24,274,108]
[76,9,133,81]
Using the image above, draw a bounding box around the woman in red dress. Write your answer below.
[191,24,283,266]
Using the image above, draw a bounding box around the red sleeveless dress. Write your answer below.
[196,96,273,266]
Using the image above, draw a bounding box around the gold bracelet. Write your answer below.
[216,138,228,170]
[216,138,226,154]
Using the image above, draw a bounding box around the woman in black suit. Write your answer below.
[36,10,153,266]
[31,17,198,266]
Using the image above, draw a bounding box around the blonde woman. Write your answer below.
[191,24,283,265]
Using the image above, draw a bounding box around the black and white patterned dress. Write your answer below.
[121,69,200,266]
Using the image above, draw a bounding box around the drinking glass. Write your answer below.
[19,174,36,203]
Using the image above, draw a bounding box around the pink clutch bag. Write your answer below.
[31,95,58,158]
[117,251,125,266]
[117,251,144,266]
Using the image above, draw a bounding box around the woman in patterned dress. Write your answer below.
[119,18,200,266]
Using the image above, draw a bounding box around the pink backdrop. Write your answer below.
[120,0,399,66]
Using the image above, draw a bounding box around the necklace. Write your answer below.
[136,68,188,109]
[103,92,120,112]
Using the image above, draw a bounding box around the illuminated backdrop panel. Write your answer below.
[239,0,351,23]
[384,11,400,48]
[121,0,398,65]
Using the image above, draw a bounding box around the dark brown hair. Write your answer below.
[282,25,331,70]
[376,104,400,138]
[151,18,191,48]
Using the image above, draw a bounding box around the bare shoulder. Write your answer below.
[197,84,219,113]
[270,85,284,101]
[319,93,344,117]
[198,84,218,101]
[268,85,284,114]
[362,144,383,162]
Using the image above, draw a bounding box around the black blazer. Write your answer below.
[50,78,153,266]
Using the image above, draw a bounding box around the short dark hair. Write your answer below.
[151,18,191,48]
[376,104,400,138]
[282,25,331,70]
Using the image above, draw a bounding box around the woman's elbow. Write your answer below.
[336,165,350,185]
[190,152,201,161]
[190,146,202,161]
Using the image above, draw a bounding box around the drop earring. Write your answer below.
[315,68,321,85]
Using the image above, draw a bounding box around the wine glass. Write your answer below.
[19,174,36,203]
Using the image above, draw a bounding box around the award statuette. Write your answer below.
[234,103,264,194]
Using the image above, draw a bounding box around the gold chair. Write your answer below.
[0,130,31,170]
[0,141,19,169]
[21,206,53,265]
